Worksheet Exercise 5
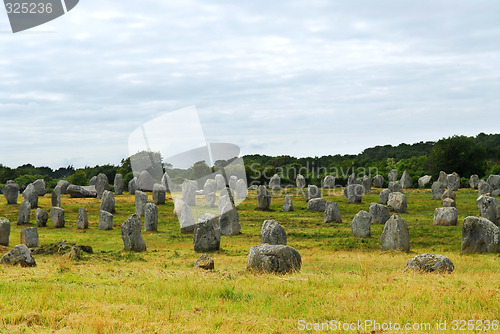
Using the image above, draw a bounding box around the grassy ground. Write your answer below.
[0,188,499,333]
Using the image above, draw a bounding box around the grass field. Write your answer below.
[0,188,499,333]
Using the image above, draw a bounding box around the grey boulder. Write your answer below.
[380,214,410,252]
[351,210,371,238]
[433,207,458,226]
[247,244,301,274]
[261,220,287,245]
[144,203,158,232]
[3,181,19,204]
[121,214,146,252]
[282,195,294,212]
[324,201,342,224]
[461,216,499,253]
[98,210,113,230]
[67,185,97,198]
[193,214,221,252]
[405,254,454,273]
[257,185,271,210]
[50,207,65,228]
[369,203,390,225]
[20,227,39,248]
[307,198,326,212]
[0,245,36,267]
[77,207,88,229]
[372,175,384,188]
[387,192,407,213]
[0,217,10,246]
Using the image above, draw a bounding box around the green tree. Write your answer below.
[69,169,88,186]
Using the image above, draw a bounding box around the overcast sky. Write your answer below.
[0,0,499,169]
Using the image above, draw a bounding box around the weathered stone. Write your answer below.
[218,195,231,214]
[0,245,36,267]
[261,220,287,245]
[323,175,335,188]
[89,176,97,186]
[400,171,412,189]
[17,200,31,225]
[345,184,364,204]
[193,214,221,252]
[347,173,358,186]
[387,192,407,213]
[257,185,271,210]
[469,174,480,190]
[121,214,146,252]
[182,180,197,206]
[388,169,398,183]
[215,174,226,190]
[373,175,384,188]
[20,227,38,248]
[405,254,454,273]
[351,210,371,238]
[442,198,456,208]
[282,195,294,212]
[446,173,460,191]
[381,214,410,252]
[3,181,19,204]
[433,207,458,226]
[477,195,500,226]
[388,181,404,194]
[67,185,97,198]
[248,185,258,191]
[195,254,214,270]
[114,174,124,195]
[22,184,38,209]
[98,210,113,230]
[431,181,445,200]
[247,244,301,274]
[33,179,46,196]
[51,185,61,207]
[206,192,216,207]
[136,170,154,192]
[418,175,432,188]
[203,179,217,196]
[441,189,456,201]
[135,191,148,216]
[229,175,238,190]
[77,207,88,229]
[478,179,492,196]
[50,207,65,228]
[95,173,109,199]
[99,190,115,213]
[324,201,342,224]
[220,187,234,203]
[219,202,241,235]
[0,218,10,246]
[269,174,281,190]
[369,203,390,225]
[177,199,195,233]
[55,180,69,195]
[235,179,248,199]
[69,246,81,260]
[379,189,391,205]
[438,171,447,186]
[152,183,166,205]
[487,174,500,191]
[306,185,321,201]
[362,175,371,194]
[307,198,326,212]
[296,174,306,189]
[35,208,48,227]
[144,203,158,232]
[461,216,499,253]
[128,177,137,195]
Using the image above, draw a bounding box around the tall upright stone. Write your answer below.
[477,195,500,226]
[95,173,109,199]
[438,171,447,186]
[373,175,384,188]
[206,192,216,208]
[77,207,88,229]
[260,220,287,245]
[193,214,221,252]
[324,201,342,224]
[478,180,493,196]
[50,207,65,228]
[137,170,155,192]
[152,183,166,205]
[3,181,19,204]
[462,216,499,253]
[323,175,335,188]
[306,185,321,201]
[487,174,500,193]
[89,176,97,186]
[161,173,171,193]
[22,184,38,209]
[203,179,217,196]
[35,208,48,227]
[219,202,241,235]
[57,180,70,194]
[235,179,248,199]
[33,179,46,196]
[269,174,281,190]
[379,189,391,205]
[345,184,363,204]
[388,169,398,183]
[100,190,115,213]
[257,185,271,210]
[114,174,124,195]
[20,227,39,248]
[135,191,148,216]
[17,200,31,225]
[381,214,410,252]
[388,181,404,193]
[369,203,390,225]
[229,176,238,190]
[0,218,10,246]
[351,211,371,238]
[128,177,138,195]
[51,185,61,207]
[418,175,432,188]
[431,181,445,200]
[182,180,197,206]
[121,214,146,252]
[296,174,306,189]
[469,174,480,190]
[178,199,196,233]
[99,210,113,230]
[144,203,158,232]
[215,174,226,190]
[433,207,458,226]
[282,195,294,212]
[387,192,407,213]
[446,173,460,191]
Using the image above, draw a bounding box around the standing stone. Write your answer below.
[20,227,38,248]
[144,203,158,232]
[487,174,500,192]
[235,179,248,199]
[477,195,500,226]
[306,185,321,201]
[178,199,196,233]
[152,183,166,205]
[219,202,241,235]
[446,173,460,191]
[379,189,391,205]
[203,179,217,196]
[296,174,306,189]
[3,181,19,204]
[0,245,36,267]
[269,174,281,190]
[442,198,456,208]
[100,190,115,213]
[215,174,226,190]
[247,244,301,274]
[220,187,235,204]
[369,203,390,225]
[351,211,372,238]
[99,210,113,230]
[114,174,124,195]
[462,216,499,253]
[182,180,197,206]
[345,184,364,204]
[89,176,97,186]
[51,186,61,207]
[77,207,88,229]
[418,175,432,188]
[17,200,31,225]
[307,198,326,212]
[50,207,65,228]
[95,173,109,199]
[478,180,493,196]
[388,169,398,183]
[261,220,287,245]
[380,214,410,252]
[431,181,445,200]
[128,177,137,195]
[195,254,215,270]
[324,201,342,224]
[193,214,221,252]
[405,254,454,273]
[229,175,238,190]
[22,184,38,209]
[387,192,407,213]
[218,195,231,215]
[206,192,216,207]
[257,185,271,210]
[441,189,456,201]
[433,207,458,226]
[362,176,371,194]
[282,195,294,212]
[0,218,10,246]
[33,179,46,196]
[67,185,97,198]
[469,174,480,190]
[438,171,448,186]
[388,181,404,193]
[121,214,146,252]
[57,180,70,194]
[35,208,48,227]
[400,171,412,189]
[323,175,335,188]
[137,170,155,192]
[347,172,357,186]
[135,191,148,216]
[373,175,384,188]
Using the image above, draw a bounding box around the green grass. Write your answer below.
[0,188,499,333]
